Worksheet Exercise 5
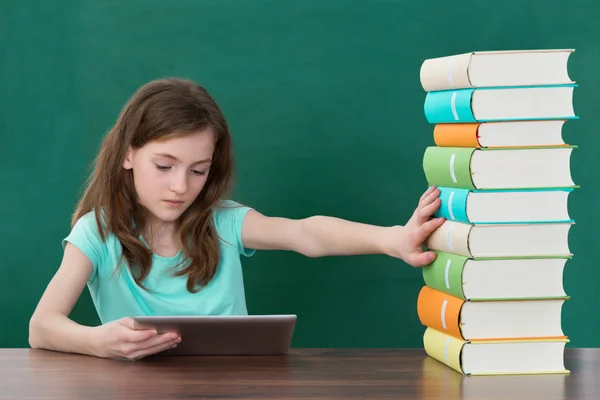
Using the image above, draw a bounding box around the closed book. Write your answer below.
[423,85,576,124]
[422,146,576,190]
[422,251,569,301]
[432,120,567,148]
[433,186,572,224]
[424,220,572,258]
[423,327,569,376]
[419,49,574,91]
[417,286,567,341]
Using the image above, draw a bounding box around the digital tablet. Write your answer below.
[132,314,297,356]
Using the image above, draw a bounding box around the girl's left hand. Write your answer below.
[386,186,445,267]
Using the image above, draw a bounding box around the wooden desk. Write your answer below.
[0,348,598,399]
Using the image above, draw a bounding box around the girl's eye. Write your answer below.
[156,164,206,176]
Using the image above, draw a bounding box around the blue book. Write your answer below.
[434,186,574,224]
[424,85,578,124]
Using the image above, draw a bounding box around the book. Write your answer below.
[422,146,576,190]
[422,251,569,300]
[433,186,572,224]
[420,49,574,91]
[417,286,567,340]
[423,85,577,124]
[424,220,572,258]
[417,48,576,376]
[423,327,569,376]
[432,120,568,148]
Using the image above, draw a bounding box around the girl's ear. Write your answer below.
[123,146,134,169]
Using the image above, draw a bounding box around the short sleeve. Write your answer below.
[213,200,255,257]
[62,210,106,283]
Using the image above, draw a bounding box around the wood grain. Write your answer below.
[0,348,597,399]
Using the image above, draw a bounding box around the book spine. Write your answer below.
[422,147,476,189]
[423,327,466,374]
[435,187,470,223]
[424,221,472,257]
[422,251,468,299]
[419,53,472,92]
[433,123,481,147]
[417,286,465,340]
[424,89,476,123]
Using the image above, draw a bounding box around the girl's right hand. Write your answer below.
[91,317,181,360]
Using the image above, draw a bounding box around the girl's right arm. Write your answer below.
[29,243,180,359]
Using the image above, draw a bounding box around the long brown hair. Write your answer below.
[73,77,234,293]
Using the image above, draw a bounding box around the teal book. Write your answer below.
[423,85,578,124]
[434,186,573,224]
[422,146,577,190]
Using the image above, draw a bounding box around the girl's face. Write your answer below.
[123,129,215,224]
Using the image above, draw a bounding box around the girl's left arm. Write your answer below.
[241,186,445,267]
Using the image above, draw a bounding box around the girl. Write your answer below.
[28,78,444,360]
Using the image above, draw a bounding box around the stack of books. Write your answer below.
[416,49,578,376]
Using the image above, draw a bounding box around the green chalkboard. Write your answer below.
[1,0,599,348]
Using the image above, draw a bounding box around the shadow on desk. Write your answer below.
[419,348,599,400]
[420,356,566,400]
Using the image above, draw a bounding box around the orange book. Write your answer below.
[416,286,567,341]
[433,124,480,147]
[432,121,570,148]
[417,286,463,339]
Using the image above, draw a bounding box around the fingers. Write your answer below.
[421,217,446,236]
[418,197,442,220]
[119,317,156,336]
[125,329,163,343]
[118,317,136,330]
[419,185,437,204]
[407,250,438,267]
[145,332,180,346]
[407,217,445,247]
[419,186,438,207]
[422,187,441,206]
[126,328,158,343]
[118,318,160,342]
[122,332,181,359]
[125,337,181,360]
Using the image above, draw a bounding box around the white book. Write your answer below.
[425,221,572,258]
[420,49,574,91]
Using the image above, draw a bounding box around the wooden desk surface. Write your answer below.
[0,348,598,399]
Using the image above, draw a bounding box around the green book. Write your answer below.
[422,251,571,301]
[422,146,577,190]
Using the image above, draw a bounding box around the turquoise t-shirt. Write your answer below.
[62,200,255,324]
